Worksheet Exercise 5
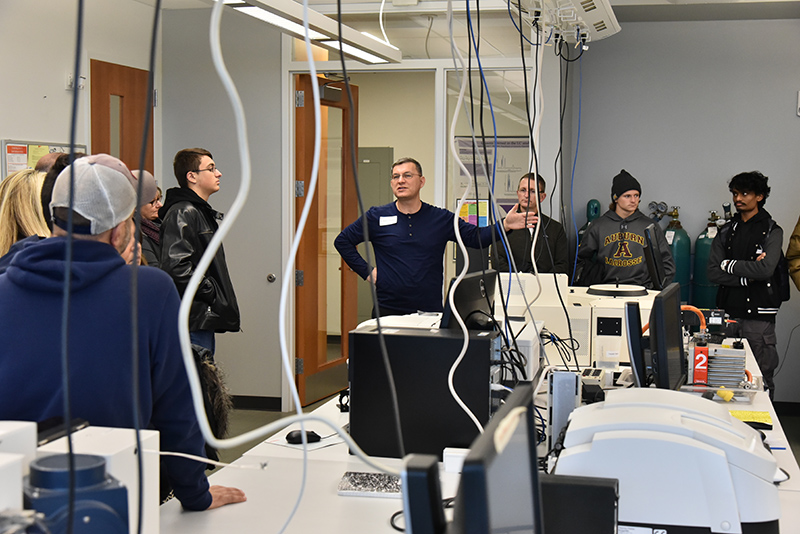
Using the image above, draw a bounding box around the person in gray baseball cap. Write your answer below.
[0,154,246,511]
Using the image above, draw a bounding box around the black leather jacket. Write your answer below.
[159,187,240,333]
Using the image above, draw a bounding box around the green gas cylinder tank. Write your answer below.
[665,207,691,302]
[692,211,722,309]
[577,199,601,245]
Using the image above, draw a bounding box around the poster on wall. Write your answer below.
[4,144,28,174]
[453,137,531,214]
[456,199,490,227]
[2,140,85,179]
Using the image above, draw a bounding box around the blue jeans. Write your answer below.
[190,330,216,356]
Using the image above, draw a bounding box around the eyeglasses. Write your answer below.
[518,188,544,195]
[149,198,162,206]
[192,166,220,175]
[391,172,420,181]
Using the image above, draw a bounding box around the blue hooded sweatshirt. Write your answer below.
[0,237,212,510]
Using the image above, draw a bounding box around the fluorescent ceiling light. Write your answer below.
[360,31,400,51]
[235,6,326,40]
[318,40,388,64]
[233,0,402,64]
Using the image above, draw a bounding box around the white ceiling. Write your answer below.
[142,0,798,120]
[148,0,800,62]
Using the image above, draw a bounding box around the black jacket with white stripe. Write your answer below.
[707,208,784,321]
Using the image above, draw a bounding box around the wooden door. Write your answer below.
[295,74,359,406]
[90,59,153,171]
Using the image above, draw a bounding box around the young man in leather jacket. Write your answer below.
[159,148,240,355]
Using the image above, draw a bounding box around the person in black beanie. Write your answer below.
[575,169,675,287]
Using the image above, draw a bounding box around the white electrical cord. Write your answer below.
[526,25,545,302]
[450,10,550,385]
[378,0,393,47]
[174,3,399,525]
[153,451,269,471]
[445,0,487,435]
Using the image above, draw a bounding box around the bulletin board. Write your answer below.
[2,140,88,179]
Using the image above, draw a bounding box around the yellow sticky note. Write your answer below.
[28,145,50,168]
[729,410,773,425]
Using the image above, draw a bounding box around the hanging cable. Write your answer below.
[423,15,435,59]
[446,0,489,433]
[171,2,400,495]
[378,0,393,47]
[506,0,535,46]
[127,2,162,533]
[61,2,86,533]
[570,56,583,283]
[335,0,406,459]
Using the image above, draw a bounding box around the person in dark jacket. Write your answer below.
[159,148,240,355]
[707,171,783,399]
[575,169,675,288]
[334,157,536,316]
[492,173,569,274]
[132,169,161,268]
[0,155,245,511]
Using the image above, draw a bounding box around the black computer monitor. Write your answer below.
[440,270,497,330]
[649,283,687,390]
[449,382,544,534]
[643,223,667,290]
[624,301,648,388]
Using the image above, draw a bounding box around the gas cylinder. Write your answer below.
[577,199,601,244]
[665,207,691,302]
[692,211,722,309]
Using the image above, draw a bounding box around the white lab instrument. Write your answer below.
[553,388,781,533]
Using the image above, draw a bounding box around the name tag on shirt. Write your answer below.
[380,216,398,226]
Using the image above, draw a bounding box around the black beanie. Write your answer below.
[611,169,641,201]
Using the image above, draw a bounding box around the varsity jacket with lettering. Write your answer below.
[707,208,784,321]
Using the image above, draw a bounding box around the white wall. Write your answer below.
[569,19,800,401]
[0,0,162,169]
[349,71,437,204]
[161,9,284,400]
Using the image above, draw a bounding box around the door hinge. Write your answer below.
[295,180,305,198]
[295,270,304,286]
[153,89,158,107]
[295,358,304,376]
[295,90,304,107]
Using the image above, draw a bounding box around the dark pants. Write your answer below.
[726,319,778,400]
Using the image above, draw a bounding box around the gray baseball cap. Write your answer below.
[50,154,137,235]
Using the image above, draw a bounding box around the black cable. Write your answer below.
[540,329,581,370]
[516,17,577,379]
[556,36,585,62]
[555,35,570,237]
[129,3,161,533]
[390,497,455,532]
[61,2,86,533]
[518,14,540,180]
[336,0,405,458]
[472,310,528,382]
[461,0,530,398]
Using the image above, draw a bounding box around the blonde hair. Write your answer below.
[0,169,50,256]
